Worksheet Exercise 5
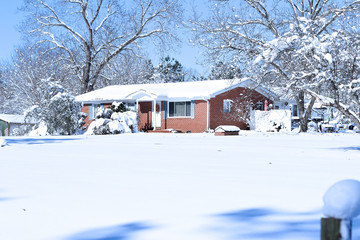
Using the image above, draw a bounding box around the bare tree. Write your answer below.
[190,0,360,132]
[0,44,74,113]
[22,0,182,93]
[227,94,254,127]
[98,55,155,87]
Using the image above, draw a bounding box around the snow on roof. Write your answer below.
[0,114,29,124]
[76,79,279,103]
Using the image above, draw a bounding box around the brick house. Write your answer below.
[76,79,279,133]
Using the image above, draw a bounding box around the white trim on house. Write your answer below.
[125,89,158,100]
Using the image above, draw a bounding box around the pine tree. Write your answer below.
[208,61,241,80]
[156,56,185,83]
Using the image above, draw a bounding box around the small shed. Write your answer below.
[214,125,240,136]
[0,114,35,136]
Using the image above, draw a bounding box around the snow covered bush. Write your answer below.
[11,125,34,136]
[25,82,83,135]
[250,110,292,132]
[111,101,127,113]
[307,121,318,133]
[85,101,138,135]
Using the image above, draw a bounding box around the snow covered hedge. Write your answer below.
[85,102,138,135]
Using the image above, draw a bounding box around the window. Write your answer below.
[292,104,298,117]
[169,101,191,117]
[93,104,102,118]
[126,102,136,111]
[89,103,103,120]
[256,102,264,110]
[223,99,232,113]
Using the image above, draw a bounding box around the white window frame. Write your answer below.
[168,101,192,118]
[223,99,232,113]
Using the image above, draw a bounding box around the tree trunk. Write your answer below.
[81,46,92,93]
[296,91,316,132]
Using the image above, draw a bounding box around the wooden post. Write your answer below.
[321,217,352,240]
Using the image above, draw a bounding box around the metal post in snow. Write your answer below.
[321,218,351,240]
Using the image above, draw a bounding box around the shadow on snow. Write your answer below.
[213,208,320,239]
[5,137,81,145]
[339,146,360,151]
[0,197,12,202]
[66,222,152,240]
[213,208,360,239]
[329,145,360,151]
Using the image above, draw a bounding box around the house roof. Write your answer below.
[0,114,33,124]
[76,79,279,103]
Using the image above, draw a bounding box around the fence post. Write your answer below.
[321,217,352,240]
[321,217,341,240]
[322,179,360,240]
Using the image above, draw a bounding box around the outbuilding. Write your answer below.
[0,114,35,136]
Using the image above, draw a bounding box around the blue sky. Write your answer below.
[0,0,211,75]
[0,0,22,62]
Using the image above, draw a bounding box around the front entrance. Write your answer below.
[155,102,161,129]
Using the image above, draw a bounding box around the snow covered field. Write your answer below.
[1,132,360,240]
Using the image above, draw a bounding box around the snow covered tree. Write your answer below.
[155,56,185,82]
[22,0,182,93]
[0,72,8,114]
[0,44,75,114]
[208,61,241,80]
[190,0,360,132]
[303,29,360,130]
[99,56,155,87]
[25,81,83,135]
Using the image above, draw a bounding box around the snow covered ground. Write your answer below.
[0,132,360,240]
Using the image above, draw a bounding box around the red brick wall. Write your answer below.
[160,100,208,133]
[103,103,112,109]
[138,102,153,131]
[209,87,272,130]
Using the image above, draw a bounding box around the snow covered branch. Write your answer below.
[23,0,182,93]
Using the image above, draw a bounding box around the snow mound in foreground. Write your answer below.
[0,138,7,147]
[323,179,360,219]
